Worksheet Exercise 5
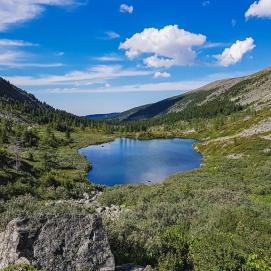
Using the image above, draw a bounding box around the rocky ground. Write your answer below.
[0,193,152,271]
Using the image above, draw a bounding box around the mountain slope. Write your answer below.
[114,67,271,121]
[0,78,40,105]
[0,76,116,203]
[0,77,90,127]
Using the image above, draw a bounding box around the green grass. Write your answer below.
[1,264,38,271]
[99,121,271,270]
[1,107,271,270]
[0,124,115,200]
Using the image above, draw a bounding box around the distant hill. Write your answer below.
[114,67,271,122]
[0,77,41,106]
[0,77,89,127]
[85,113,120,120]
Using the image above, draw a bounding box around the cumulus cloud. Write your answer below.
[144,56,174,68]
[120,4,133,14]
[153,71,171,78]
[215,37,255,67]
[0,0,76,31]
[120,25,206,68]
[245,0,271,19]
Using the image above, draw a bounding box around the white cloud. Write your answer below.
[144,55,174,68]
[0,51,63,68]
[0,39,63,68]
[94,54,123,62]
[0,50,23,64]
[0,62,63,68]
[0,39,37,47]
[231,19,237,27]
[202,42,230,49]
[153,72,171,78]
[202,1,210,6]
[245,0,271,19]
[7,69,251,95]
[120,25,207,68]
[0,0,76,31]
[215,37,256,67]
[105,31,120,40]
[4,65,152,86]
[120,4,133,14]
[43,80,208,94]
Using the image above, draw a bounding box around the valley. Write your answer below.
[0,67,271,271]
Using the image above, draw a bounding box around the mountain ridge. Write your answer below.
[111,67,271,122]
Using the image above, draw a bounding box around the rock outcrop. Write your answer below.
[0,214,115,271]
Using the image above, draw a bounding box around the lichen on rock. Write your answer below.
[0,214,115,271]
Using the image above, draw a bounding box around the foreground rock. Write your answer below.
[0,214,115,271]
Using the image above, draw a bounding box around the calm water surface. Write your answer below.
[79,138,202,186]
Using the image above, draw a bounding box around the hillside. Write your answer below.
[0,77,114,200]
[114,67,271,122]
[99,68,271,271]
[0,77,93,128]
[0,78,40,105]
[1,69,271,271]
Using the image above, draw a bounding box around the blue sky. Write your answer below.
[1,0,271,115]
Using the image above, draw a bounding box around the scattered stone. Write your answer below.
[240,117,271,137]
[227,153,244,160]
[83,192,90,200]
[244,115,252,121]
[261,135,271,141]
[182,129,196,135]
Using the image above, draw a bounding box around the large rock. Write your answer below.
[0,214,115,271]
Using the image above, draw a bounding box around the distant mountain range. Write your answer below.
[2,66,271,124]
[85,113,120,120]
[108,67,271,122]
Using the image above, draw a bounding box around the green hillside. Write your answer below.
[114,67,271,122]
[0,67,271,271]
[99,67,271,270]
[0,78,115,201]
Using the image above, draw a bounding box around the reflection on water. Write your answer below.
[79,138,202,186]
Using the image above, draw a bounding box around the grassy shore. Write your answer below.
[1,108,271,271]
[99,110,271,271]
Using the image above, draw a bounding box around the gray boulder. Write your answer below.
[0,214,115,271]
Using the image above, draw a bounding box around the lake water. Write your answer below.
[79,138,202,186]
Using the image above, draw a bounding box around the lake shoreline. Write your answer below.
[79,136,203,187]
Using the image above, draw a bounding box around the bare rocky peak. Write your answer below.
[192,77,246,93]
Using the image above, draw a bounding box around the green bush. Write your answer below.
[1,264,38,271]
